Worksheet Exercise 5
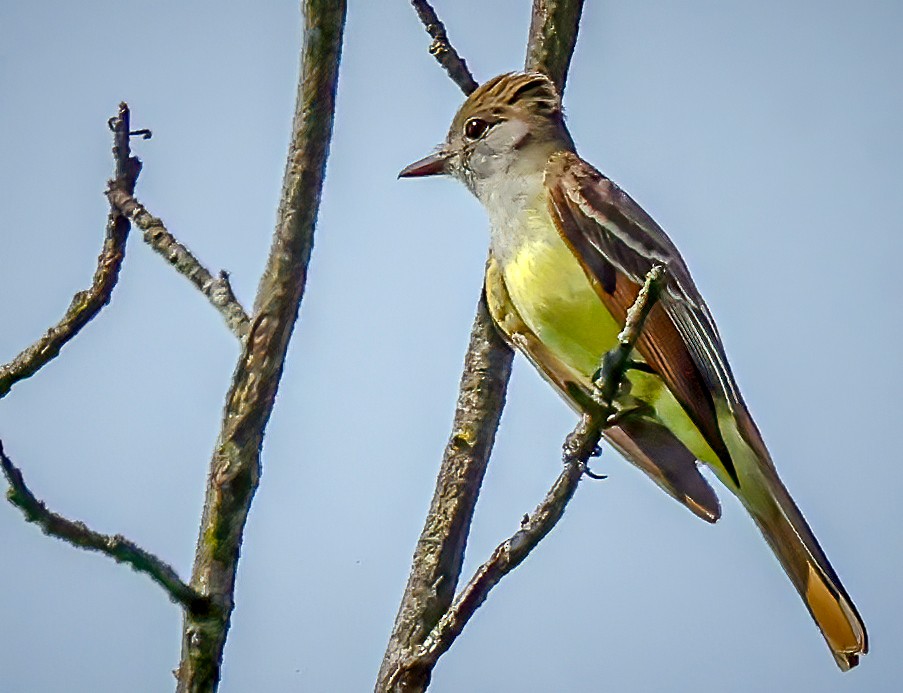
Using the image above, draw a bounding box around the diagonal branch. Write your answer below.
[396,266,667,679]
[410,0,478,94]
[0,103,140,400]
[376,3,585,691]
[105,189,251,340]
[174,2,347,691]
[0,440,207,613]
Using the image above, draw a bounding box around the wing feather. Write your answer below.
[546,151,749,482]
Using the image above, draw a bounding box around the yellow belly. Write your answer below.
[502,235,620,380]
[498,212,717,466]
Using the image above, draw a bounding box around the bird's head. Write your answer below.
[399,72,574,200]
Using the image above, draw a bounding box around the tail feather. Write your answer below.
[606,417,721,523]
[726,406,867,670]
[742,461,867,670]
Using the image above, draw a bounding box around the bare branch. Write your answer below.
[525,0,585,91]
[376,290,513,691]
[106,189,250,340]
[174,2,347,690]
[396,462,583,683]
[0,440,206,613]
[0,103,140,400]
[410,0,478,95]
[395,266,668,681]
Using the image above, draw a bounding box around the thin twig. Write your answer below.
[174,2,347,691]
[410,0,478,95]
[590,265,666,409]
[105,189,250,340]
[0,103,140,400]
[0,440,207,613]
[396,266,667,679]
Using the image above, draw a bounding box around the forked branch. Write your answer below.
[393,266,667,684]
[174,2,347,690]
[0,103,140,400]
[0,104,203,611]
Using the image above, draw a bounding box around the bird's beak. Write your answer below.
[398,150,450,178]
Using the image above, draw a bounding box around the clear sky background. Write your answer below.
[1,1,901,691]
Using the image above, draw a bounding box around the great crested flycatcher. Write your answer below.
[399,71,866,669]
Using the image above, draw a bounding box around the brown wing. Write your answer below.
[485,253,721,521]
[543,155,868,665]
[545,151,747,485]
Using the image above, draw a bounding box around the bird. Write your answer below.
[399,71,867,670]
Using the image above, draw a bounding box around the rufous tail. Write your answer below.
[738,456,867,670]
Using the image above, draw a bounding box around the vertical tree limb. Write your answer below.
[174,2,347,691]
[376,2,585,691]
[376,292,513,692]
[525,0,585,91]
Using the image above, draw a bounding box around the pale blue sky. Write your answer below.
[1,1,901,691]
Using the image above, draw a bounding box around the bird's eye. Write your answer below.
[464,118,491,140]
